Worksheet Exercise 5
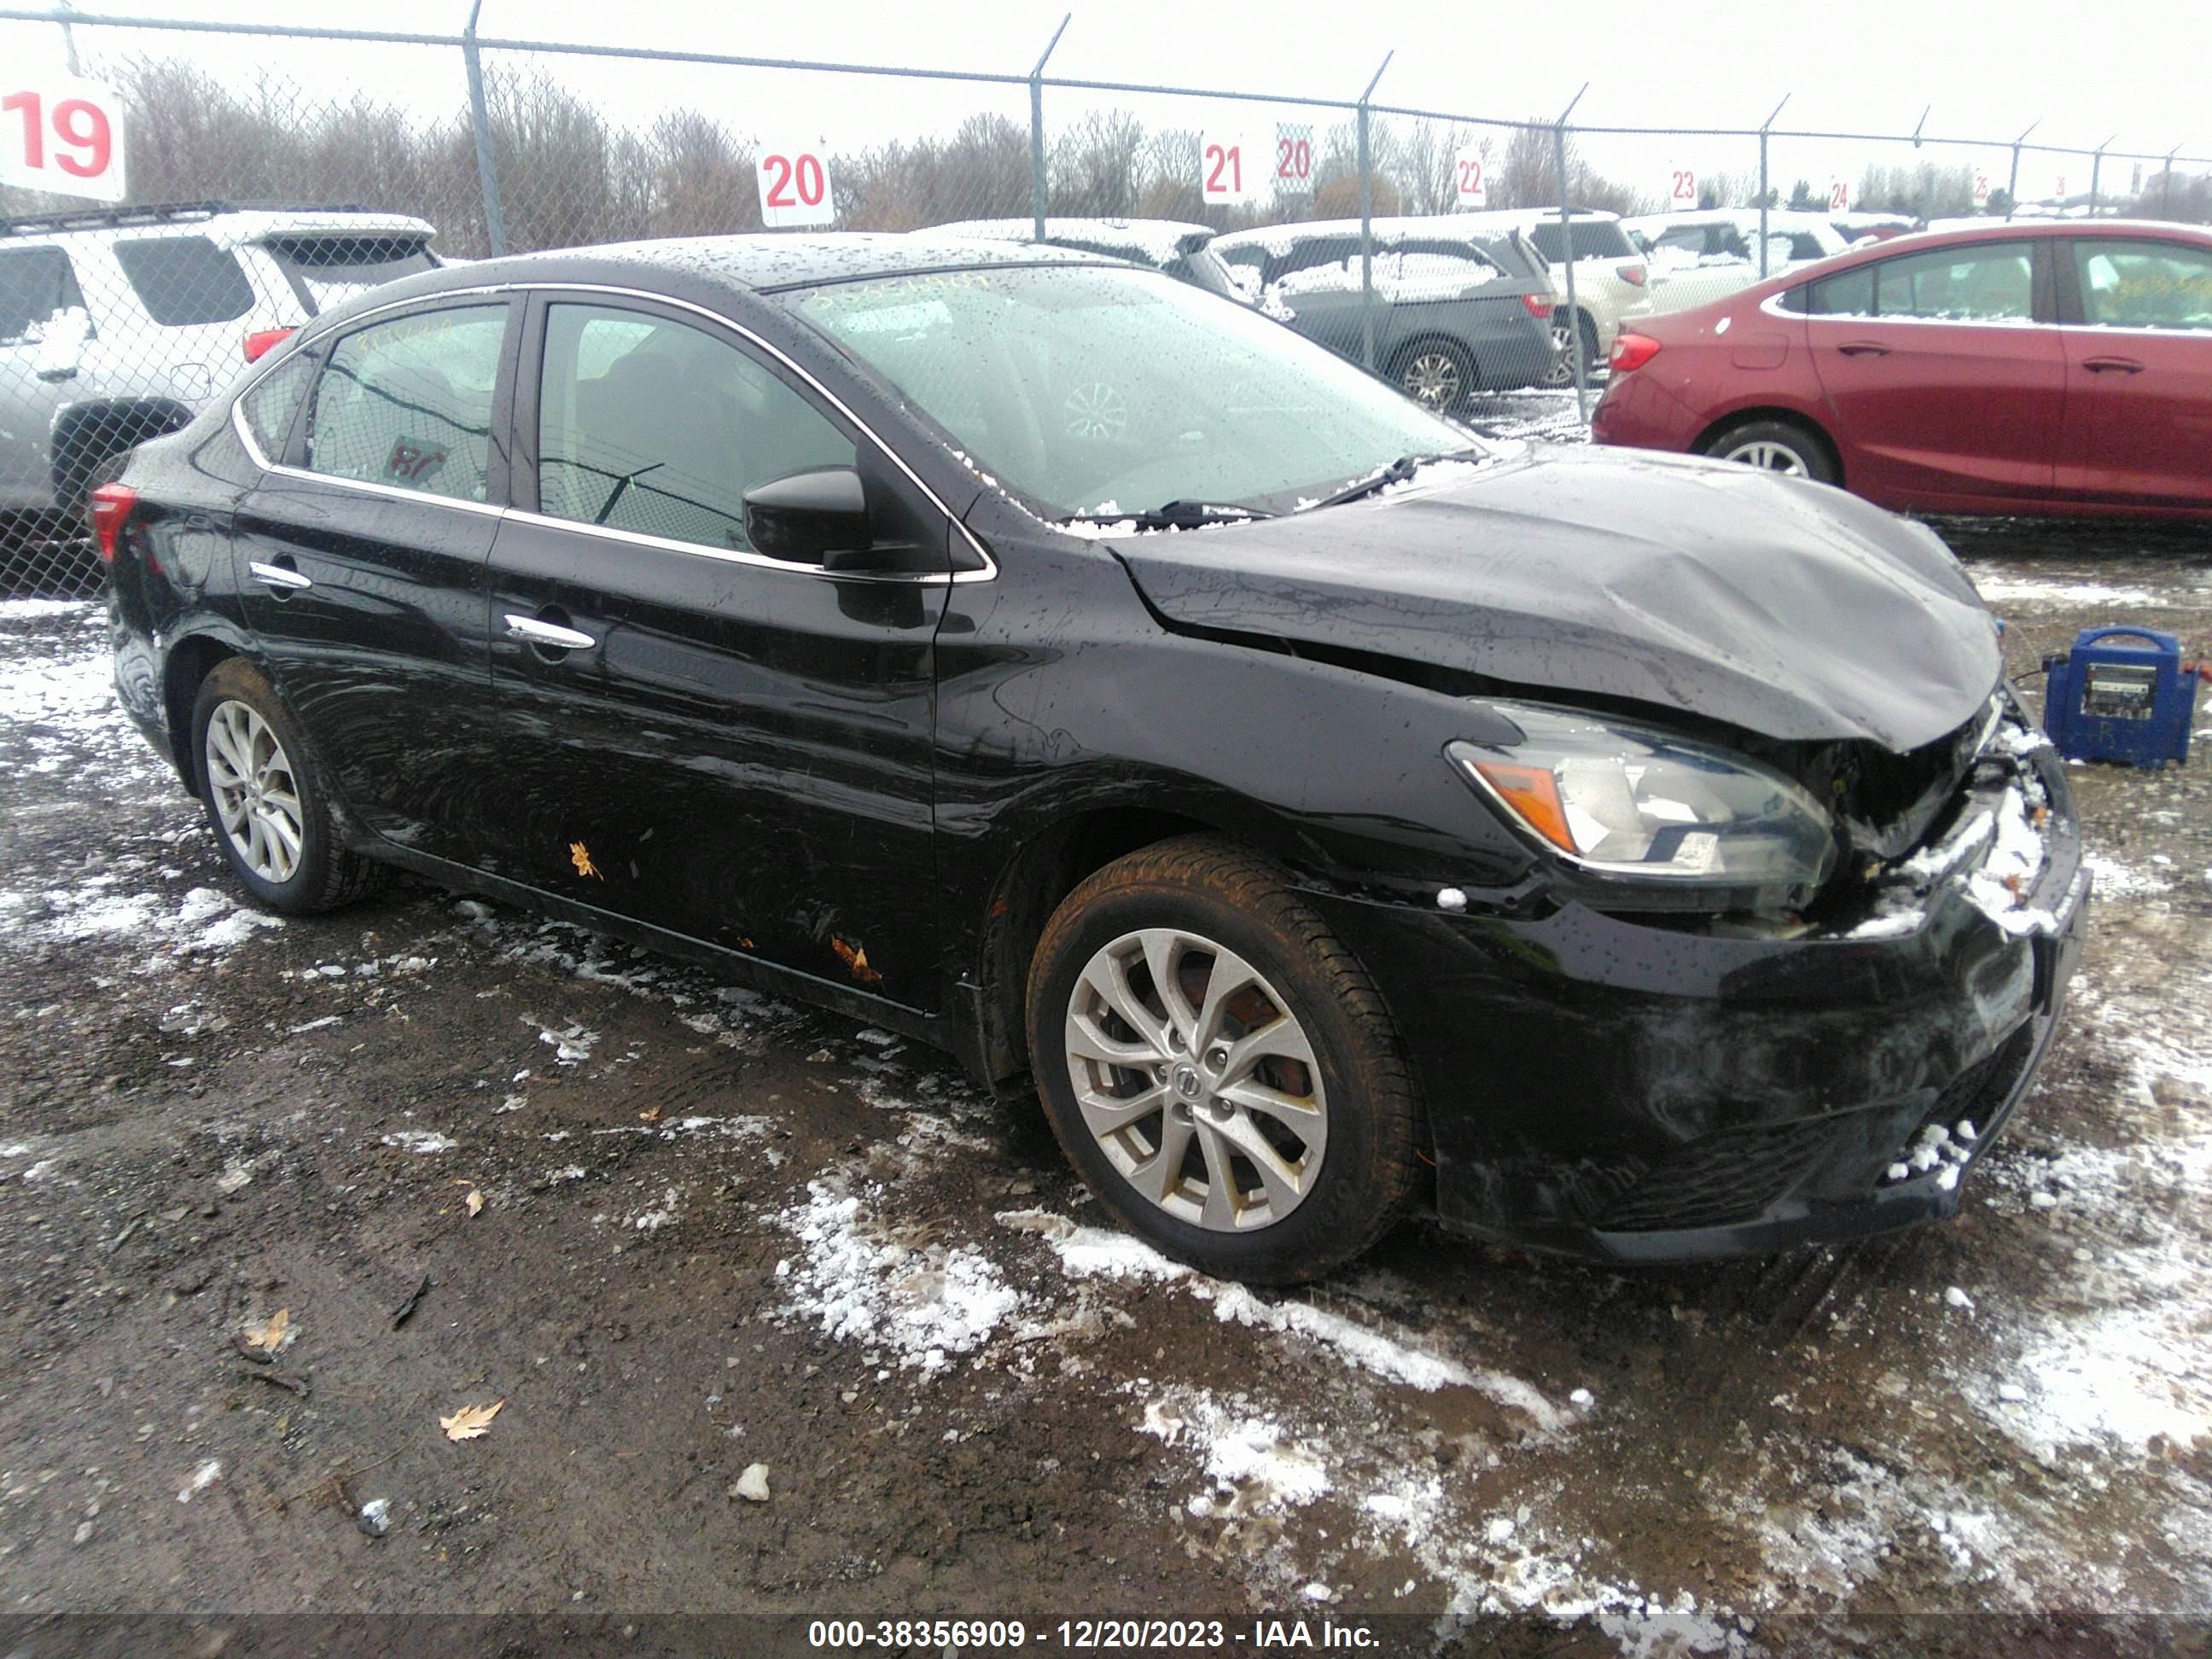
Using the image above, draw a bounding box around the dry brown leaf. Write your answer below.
[439,1400,504,1441]
[243,1308,294,1352]
[465,1187,484,1217]
[830,935,882,984]
[638,1106,662,1124]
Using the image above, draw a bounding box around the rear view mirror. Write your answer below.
[742,465,870,562]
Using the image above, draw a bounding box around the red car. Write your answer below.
[1592,219,2212,518]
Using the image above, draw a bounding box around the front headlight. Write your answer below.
[1447,705,1838,905]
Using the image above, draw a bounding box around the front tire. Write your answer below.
[190,658,387,915]
[1701,417,1839,485]
[1025,835,1421,1284]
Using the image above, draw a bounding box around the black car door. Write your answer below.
[230,298,518,864]
[476,292,949,1010]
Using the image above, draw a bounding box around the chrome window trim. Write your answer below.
[231,278,996,587]
[1755,290,2054,329]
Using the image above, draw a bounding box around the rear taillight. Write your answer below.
[1615,263,1647,288]
[1609,333,1662,374]
[242,327,294,362]
[89,482,137,564]
[1521,293,1557,320]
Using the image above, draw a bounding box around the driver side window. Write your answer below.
[536,302,855,553]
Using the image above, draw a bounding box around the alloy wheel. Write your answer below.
[1543,319,1576,385]
[1717,437,1811,475]
[1064,381,1129,439]
[204,699,305,885]
[1061,927,1328,1232]
[1400,352,1462,410]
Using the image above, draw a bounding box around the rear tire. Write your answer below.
[1390,338,1476,415]
[190,658,387,916]
[1700,417,1839,485]
[1542,310,1602,387]
[1025,835,1422,1284]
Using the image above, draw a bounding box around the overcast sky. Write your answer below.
[13,0,2208,201]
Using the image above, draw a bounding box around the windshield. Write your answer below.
[789,265,1477,519]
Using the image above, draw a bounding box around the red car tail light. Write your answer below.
[89,482,137,563]
[1615,263,1648,288]
[1610,333,1662,374]
[242,327,295,362]
[1521,292,1557,319]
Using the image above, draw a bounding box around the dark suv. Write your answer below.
[1212,217,1558,408]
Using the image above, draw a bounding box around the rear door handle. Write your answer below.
[248,560,311,591]
[2081,356,2145,374]
[504,614,597,652]
[1836,341,1890,358]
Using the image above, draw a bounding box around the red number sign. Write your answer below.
[1201,132,1258,204]
[1455,150,1487,207]
[1669,167,1698,210]
[1,74,126,201]
[756,145,835,227]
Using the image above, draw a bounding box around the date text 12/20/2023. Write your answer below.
[806,1617,1382,1649]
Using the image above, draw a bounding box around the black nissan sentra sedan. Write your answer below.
[96,234,2088,1284]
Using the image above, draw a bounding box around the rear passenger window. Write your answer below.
[1872,242,2034,321]
[112,236,255,327]
[305,305,507,503]
[536,303,854,554]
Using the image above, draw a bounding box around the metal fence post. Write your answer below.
[463,0,507,257]
[1757,95,1788,277]
[1356,52,1392,375]
[2089,135,2114,218]
[1028,14,1069,240]
[2165,148,2180,218]
[2005,119,2038,220]
[1552,84,1587,420]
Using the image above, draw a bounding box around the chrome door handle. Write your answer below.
[504,614,597,651]
[248,561,312,591]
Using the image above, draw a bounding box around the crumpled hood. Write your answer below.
[1112,444,2001,752]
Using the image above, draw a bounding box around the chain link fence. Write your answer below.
[4,7,2208,597]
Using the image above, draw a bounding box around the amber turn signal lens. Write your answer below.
[1469,760,1577,853]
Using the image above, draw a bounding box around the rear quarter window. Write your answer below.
[0,245,85,343]
[111,236,255,327]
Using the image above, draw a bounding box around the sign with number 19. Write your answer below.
[1,73,127,202]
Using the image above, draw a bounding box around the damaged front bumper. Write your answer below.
[1303,712,2089,1264]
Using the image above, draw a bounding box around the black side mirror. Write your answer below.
[742,464,944,574]
[742,466,870,562]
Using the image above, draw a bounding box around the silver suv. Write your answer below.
[2,201,441,527]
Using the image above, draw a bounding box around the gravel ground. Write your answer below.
[1,446,2209,1656]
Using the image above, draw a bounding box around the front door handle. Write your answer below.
[2081,356,2145,374]
[1836,341,1890,358]
[504,613,597,652]
[248,560,311,591]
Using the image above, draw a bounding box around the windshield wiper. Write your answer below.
[1057,498,1277,530]
[1307,451,1472,511]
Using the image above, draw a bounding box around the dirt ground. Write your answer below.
[2,431,2209,1656]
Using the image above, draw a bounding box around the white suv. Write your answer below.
[2,201,441,525]
[1446,207,1654,385]
[1620,209,1849,316]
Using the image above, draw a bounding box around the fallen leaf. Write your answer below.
[243,1309,294,1353]
[465,1188,484,1217]
[568,841,602,880]
[638,1106,662,1124]
[830,936,883,984]
[439,1400,504,1441]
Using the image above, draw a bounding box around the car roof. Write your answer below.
[1,201,434,245]
[1447,207,1622,226]
[928,218,1214,261]
[1842,217,2212,254]
[1623,208,1840,232]
[1213,215,1519,253]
